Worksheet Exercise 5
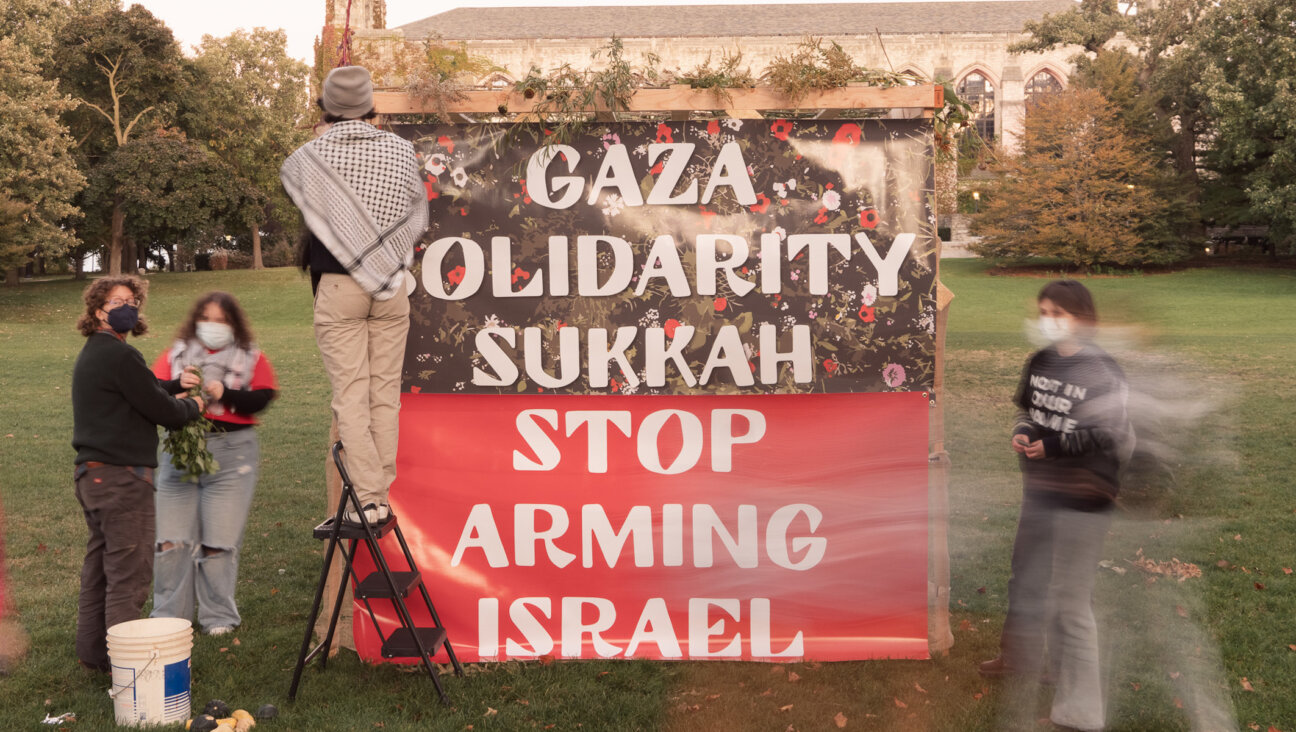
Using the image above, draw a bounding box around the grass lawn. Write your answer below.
[0,260,1293,731]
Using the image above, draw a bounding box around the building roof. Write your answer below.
[395,0,1078,41]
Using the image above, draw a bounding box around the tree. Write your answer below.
[82,129,264,271]
[183,28,311,269]
[970,89,1188,268]
[0,36,85,283]
[53,2,185,274]
[1191,0,1296,251]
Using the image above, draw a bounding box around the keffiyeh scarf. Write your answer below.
[280,120,428,300]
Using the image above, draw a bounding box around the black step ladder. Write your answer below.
[289,441,462,703]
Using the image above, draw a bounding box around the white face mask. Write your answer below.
[1037,316,1073,344]
[196,322,235,350]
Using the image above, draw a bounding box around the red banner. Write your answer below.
[353,391,929,662]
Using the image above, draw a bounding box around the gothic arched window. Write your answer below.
[1025,70,1064,113]
[956,71,996,140]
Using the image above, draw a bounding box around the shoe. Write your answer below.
[79,659,111,674]
[342,503,390,527]
[978,656,1014,677]
[206,626,235,636]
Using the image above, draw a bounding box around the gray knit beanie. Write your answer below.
[322,66,374,119]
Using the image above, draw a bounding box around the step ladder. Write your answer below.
[289,441,462,703]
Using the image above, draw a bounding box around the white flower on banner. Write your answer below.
[773,182,787,198]
[723,118,743,130]
[862,284,878,307]
[424,154,448,176]
[773,226,787,241]
[822,189,842,211]
[451,167,468,187]
[603,193,625,217]
[787,178,797,190]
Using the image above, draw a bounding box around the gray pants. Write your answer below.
[1001,491,1112,731]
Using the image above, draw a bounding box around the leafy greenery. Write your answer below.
[763,37,921,103]
[161,366,218,482]
[671,50,756,105]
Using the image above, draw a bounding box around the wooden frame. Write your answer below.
[373,83,944,117]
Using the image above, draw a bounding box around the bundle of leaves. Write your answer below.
[763,37,921,103]
[163,366,218,482]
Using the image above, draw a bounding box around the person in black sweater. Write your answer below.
[71,276,205,673]
[978,280,1133,732]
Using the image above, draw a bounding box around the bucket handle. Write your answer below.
[107,649,159,699]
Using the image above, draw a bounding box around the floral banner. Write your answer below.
[393,119,937,395]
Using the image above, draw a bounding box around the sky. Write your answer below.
[126,0,1009,64]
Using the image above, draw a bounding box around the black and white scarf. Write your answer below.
[280,120,428,300]
[167,340,259,418]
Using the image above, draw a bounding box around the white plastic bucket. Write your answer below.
[106,618,193,727]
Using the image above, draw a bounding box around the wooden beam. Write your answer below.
[373,84,943,116]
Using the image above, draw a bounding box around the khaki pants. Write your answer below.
[312,273,410,509]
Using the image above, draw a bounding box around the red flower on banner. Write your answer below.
[512,267,530,284]
[707,119,721,136]
[824,358,838,374]
[610,379,620,393]
[656,123,674,143]
[770,119,793,141]
[859,209,879,229]
[437,135,455,154]
[459,207,468,216]
[859,304,876,322]
[650,160,664,175]
[664,318,681,338]
[833,123,862,146]
[424,179,438,200]
[814,207,829,225]
[556,320,567,329]
[447,266,466,285]
[714,297,728,312]
[750,193,771,214]
[699,209,717,229]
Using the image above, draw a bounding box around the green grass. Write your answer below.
[1,261,1294,730]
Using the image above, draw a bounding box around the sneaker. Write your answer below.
[206,626,235,636]
[342,503,390,527]
[978,656,1014,677]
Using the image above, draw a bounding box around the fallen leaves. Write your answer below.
[834,712,848,728]
[1241,677,1255,692]
[1129,549,1202,582]
[893,697,907,709]
[787,671,801,683]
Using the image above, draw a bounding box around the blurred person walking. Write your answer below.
[151,292,278,636]
[71,276,205,672]
[979,280,1134,732]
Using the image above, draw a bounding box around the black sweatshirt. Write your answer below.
[1012,343,1133,510]
[72,331,202,467]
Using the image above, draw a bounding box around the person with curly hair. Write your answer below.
[71,275,205,673]
[151,292,278,636]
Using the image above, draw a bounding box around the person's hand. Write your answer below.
[1011,434,1030,454]
[1022,440,1046,459]
[204,380,224,402]
[179,369,201,390]
[190,394,207,412]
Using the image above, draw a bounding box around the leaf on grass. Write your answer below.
[1218,560,1232,568]
[976,586,986,594]
[1241,677,1255,691]
[958,619,976,632]
[761,689,773,696]
[1174,698,1184,709]
[1255,582,1267,590]
[1176,605,1188,618]
[706,694,720,701]
[1267,726,1281,732]
[538,654,554,665]
[914,683,927,693]
[484,708,498,717]
[834,711,848,728]
[1285,568,1293,575]
[894,697,907,709]
[1235,534,1243,541]
[1170,671,1181,679]
[1248,723,1260,731]
[973,692,984,700]
[1288,645,1296,652]
[516,699,529,706]
[1131,682,1141,691]
[787,671,801,682]
[1129,549,1202,582]
[780,704,794,712]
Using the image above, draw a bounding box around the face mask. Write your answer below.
[1038,316,1073,344]
[106,304,139,334]
[196,322,235,350]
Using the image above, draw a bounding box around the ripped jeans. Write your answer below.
[152,428,259,632]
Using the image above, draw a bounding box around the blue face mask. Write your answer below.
[106,304,139,334]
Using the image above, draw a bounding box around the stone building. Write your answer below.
[331,0,1082,150]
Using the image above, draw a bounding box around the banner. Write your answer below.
[353,119,936,662]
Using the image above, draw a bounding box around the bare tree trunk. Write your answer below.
[251,224,264,270]
[109,198,124,275]
[137,240,148,273]
[166,243,177,272]
[73,251,86,280]
[4,268,17,286]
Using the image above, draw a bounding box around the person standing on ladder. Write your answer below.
[280,66,428,529]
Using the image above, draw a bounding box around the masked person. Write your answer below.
[151,292,278,636]
[71,276,205,673]
[280,66,427,527]
[979,280,1134,732]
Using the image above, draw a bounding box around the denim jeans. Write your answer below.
[75,464,156,669]
[1001,491,1113,731]
[152,428,259,632]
